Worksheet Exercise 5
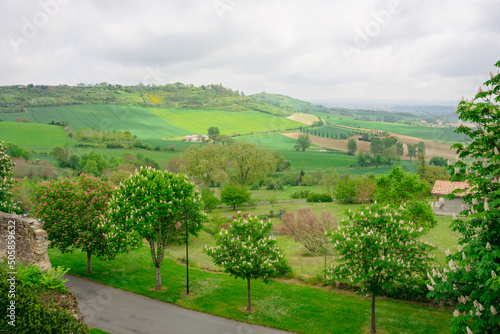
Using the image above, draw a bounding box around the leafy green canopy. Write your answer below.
[108,167,206,289]
[220,184,250,210]
[428,60,500,334]
[375,165,429,204]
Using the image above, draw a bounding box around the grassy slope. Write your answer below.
[2,105,189,145]
[150,109,302,135]
[0,84,292,116]
[0,122,73,151]
[425,216,461,263]
[49,246,452,334]
[3,105,302,146]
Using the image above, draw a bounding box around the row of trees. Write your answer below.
[2,145,284,311]
[31,168,206,292]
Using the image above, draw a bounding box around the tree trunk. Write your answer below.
[371,291,376,333]
[155,265,161,290]
[87,250,92,274]
[247,278,251,311]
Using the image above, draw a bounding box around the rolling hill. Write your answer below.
[0,104,303,149]
[0,84,292,116]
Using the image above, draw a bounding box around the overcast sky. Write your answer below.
[1,0,499,106]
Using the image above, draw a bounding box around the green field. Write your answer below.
[150,108,302,135]
[236,133,319,150]
[2,105,303,148]
[236,133,421,172]
[236,133,359,170]
[2,105,189,147]
[328,115,465,143]
[0,122,73,151]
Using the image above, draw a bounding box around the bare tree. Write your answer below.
[278,207,337,268]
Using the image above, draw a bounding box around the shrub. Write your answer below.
[266,180,283,190]
[201,187,219,212]
[301,173,314,186]
[0,263,89,333]
[278,207,337,268]
[204,209,230,235]
[106,142,124,148]
[269,195,278,205]
[306,192,333,203]
[249,183,260,190]
[290,190,310,199]
[220,184,251,210]
[266,180,278,190]
[17,264,69,293]
[283,172,298,186]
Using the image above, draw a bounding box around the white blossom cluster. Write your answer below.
[204,212,284,281]
[427,68,500,334]
[326,204,435,293]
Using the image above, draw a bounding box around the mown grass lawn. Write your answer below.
[50,246,452,334]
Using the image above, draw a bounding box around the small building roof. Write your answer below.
[431,180,470,196]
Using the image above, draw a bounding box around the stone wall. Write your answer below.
[0,211,51,270]
[432,197,469,216]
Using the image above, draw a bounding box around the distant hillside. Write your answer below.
[251,92,365,117]
[251,92,462,126]
[0,83,292,116]
[251,92,331,113]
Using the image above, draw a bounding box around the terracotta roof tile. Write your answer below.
[431,180,470,196]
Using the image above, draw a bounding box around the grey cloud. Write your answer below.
[0,0,499,103]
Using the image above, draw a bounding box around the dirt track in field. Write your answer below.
[282,131,457,161]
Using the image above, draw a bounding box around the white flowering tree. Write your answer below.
[204,212,286,311]
[0,142,21,214]
[326,204,436,333]
[427,60,500,334]
[108,167,206,290]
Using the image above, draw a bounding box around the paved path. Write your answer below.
[64,275,290,334]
